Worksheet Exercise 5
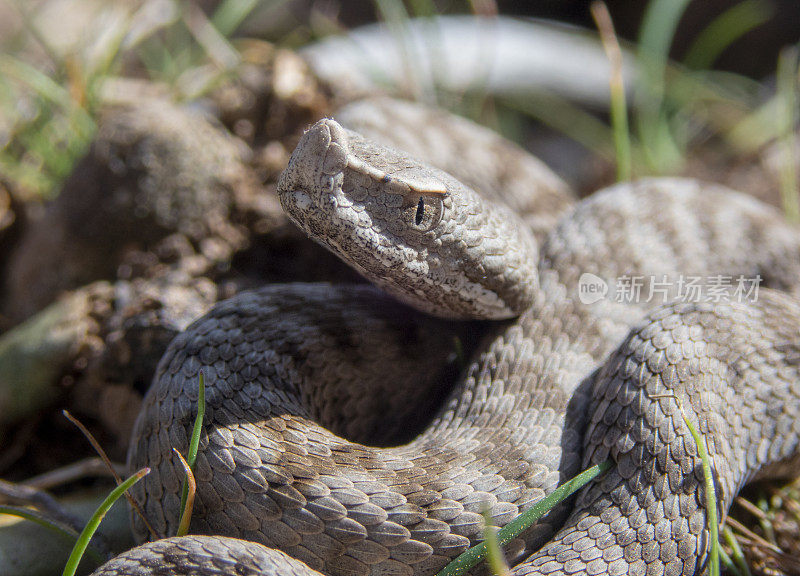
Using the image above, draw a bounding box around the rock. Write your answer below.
[4,97,280,321]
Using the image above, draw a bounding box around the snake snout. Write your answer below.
[278,119,349,197]
[299,118,349,183]
[277,119,354,233]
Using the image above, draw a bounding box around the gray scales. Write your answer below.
[92,98,800,576]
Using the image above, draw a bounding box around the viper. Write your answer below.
[92,99,800,576]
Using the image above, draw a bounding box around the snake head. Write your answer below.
[278,117,539,320]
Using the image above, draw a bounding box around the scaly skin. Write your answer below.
[94,111,800,576]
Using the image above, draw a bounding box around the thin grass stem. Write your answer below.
[683,0,772,70]
[651,393,719,576]
[723,525,751,576]
[63,410,158,539]
[482,510,511,576]
[718,547,740,576]
[591,1,631,181]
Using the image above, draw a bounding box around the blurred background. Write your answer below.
[1,0,799,200]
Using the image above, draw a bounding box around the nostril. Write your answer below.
[322,141,347,176]
[292,190,312,211]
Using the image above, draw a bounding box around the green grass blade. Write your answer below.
[0,56,88,121]
[0,53,96,198]
[725,95,782,154]
[683,0,772,70]
[493,461,612,549]
[406,0,437,18]
[635,0,692,172]
[62,468,150,576]
[718,547,740,576]
[435,460,612,576]
[777,46,799,223]
[135,35,176,82]
[17,113,90,176]
[177,371,206,533]
[183,1,240,71]
[723,525,751,576]
[188,372,206,470]
[681,410,719,576]
[504,93,617,163]
[637,0,692,74]
[755,493,776,544]
[651,393,719,576]
[482,510,510,576]
[0,505,104,565]
[0,152,54,194]
[211,0,263,37]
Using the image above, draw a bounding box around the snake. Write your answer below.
[91,98,800,576]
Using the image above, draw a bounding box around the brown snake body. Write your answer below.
[92,100,800,576]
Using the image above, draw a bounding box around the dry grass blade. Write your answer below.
[727,512,800,576]
[22,458,126,491]
[735,496,768,520]
[730,483,800,575]
[467,0,498,17]
[0,478,75,519]
[63,410,157,540]
[183,1,240,70]
[726,517,782,553]
[172,448,196,537]
[0,477,109,557]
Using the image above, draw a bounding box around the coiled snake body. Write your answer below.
[93,99,800,576]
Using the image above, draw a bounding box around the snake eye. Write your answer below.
[404,194,443,232]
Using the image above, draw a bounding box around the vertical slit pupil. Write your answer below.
[415,197,425,225]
